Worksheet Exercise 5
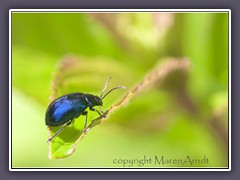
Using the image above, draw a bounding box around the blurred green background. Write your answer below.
[12,12,229,168]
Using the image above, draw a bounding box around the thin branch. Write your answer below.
[72,58,191,152]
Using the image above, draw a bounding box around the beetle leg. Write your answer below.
[70,119,75,126]
[99,106,104,114]
[90,107,102,116]
[82,111,88,130]
[47,120,72,143]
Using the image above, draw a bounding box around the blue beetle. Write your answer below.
[45,77,125,142]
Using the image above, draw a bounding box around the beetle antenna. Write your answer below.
[99,77,112,98]
[100,86,126,100]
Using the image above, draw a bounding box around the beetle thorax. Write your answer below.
[84,94,103,107]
